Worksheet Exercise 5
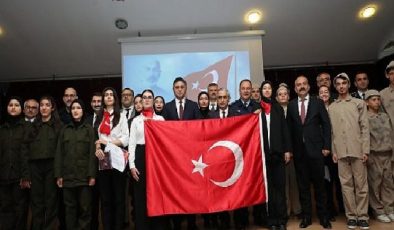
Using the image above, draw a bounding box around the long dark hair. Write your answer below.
[30,95,62,138]
[96,87,121,130]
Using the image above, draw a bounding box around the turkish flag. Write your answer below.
[184,55,233,101]
[144,114,267,216]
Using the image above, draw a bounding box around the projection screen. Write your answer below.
[120,31,265,102]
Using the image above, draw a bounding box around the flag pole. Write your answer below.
[234,54,237,101]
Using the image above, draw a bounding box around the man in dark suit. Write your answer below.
[208,88,239,119]
[287,75,332,229]
[162,77,200,230]
[231,79,260,115]
[350,71,369,99]
[229,79,260,229]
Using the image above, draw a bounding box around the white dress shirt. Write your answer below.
[210,102,217,110]
[219,108,228,118]
[175,98,186,118]
[297,94,310,117]
[122,106,134,120]
[128,113,164,169]
[98,110,129,147]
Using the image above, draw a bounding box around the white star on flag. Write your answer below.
[192,81,199,90]
[191,154,208,176]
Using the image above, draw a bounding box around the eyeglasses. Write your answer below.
[26,106,38,110]
[142,96,153,100]
[122,94,132,97]
[218,96,229,99]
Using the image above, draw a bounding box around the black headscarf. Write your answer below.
[5,96,24,125]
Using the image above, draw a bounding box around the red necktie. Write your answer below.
[179,100,184,120]
[300,99,306,124]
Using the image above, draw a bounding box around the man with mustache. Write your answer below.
[59,87,78,124]
[287,75,332,229]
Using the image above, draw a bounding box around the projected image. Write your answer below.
[123,51,250,102]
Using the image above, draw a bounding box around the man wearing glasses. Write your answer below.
[23,99,39,123]
[59,87,78,124]
[121,88,135,121]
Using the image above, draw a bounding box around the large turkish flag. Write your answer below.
[144,114,267,216]
[184,55,233,101]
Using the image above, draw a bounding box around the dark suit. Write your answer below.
[287,96,330,220]
[162,98,200,230]
[230,98,260,229]
[351,91,364,99]
[230,99,260,115]
[162,98,200,120]
[208,106,239,118]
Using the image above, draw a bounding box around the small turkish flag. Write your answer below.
[144,114,267,216]
[184,55,233,101]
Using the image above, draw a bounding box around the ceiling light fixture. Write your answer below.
[245,10,262,24]
[115,18,128,29]
[359,5,377,18]
[0,26,3,36]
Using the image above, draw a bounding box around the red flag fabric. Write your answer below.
[184,55,233,101]
[145,114,267,216]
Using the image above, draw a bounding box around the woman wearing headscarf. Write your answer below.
[258,80,292,230]
[0,96,29,229]
[198,91,210,119]
[153,96,165,116]
[55,99,96,229]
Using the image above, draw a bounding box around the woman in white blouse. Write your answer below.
[94,87,129,230]
[129,89,164,230]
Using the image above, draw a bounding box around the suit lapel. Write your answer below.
[292,100,303,125]
[304,98,313,124]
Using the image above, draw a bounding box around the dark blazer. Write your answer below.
[350,91,363,99]
[208,106,239,118]
[162,98,201,120]
[287,96,331,158]
[260,103,292,156]
[231,99,260,115]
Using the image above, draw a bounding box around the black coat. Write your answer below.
[208,106,240,118]
[260,103,292,156]
[287,96,331,159]
[162,99,201,120]
[231,99,260,115]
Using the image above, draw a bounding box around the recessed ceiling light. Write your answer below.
[245,10,262,24]
[359,5,377,18]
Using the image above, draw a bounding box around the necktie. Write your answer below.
[362,93,365,100]
[125,108,130,119]
[210,104,215,111]
[179,100,184,120]
[222,110,226,119]
[244,101,248,108]
[300,99,306,124]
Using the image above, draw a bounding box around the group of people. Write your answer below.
[0,60,393,230]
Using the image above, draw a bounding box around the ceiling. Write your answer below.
[0,0,393,82]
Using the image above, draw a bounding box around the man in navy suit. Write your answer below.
[162,77,200,230]
[209,88,239,119]
[162,77,200,121]
[287,75,332,229]
[230,79,260,229]
[231,79,260,115]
